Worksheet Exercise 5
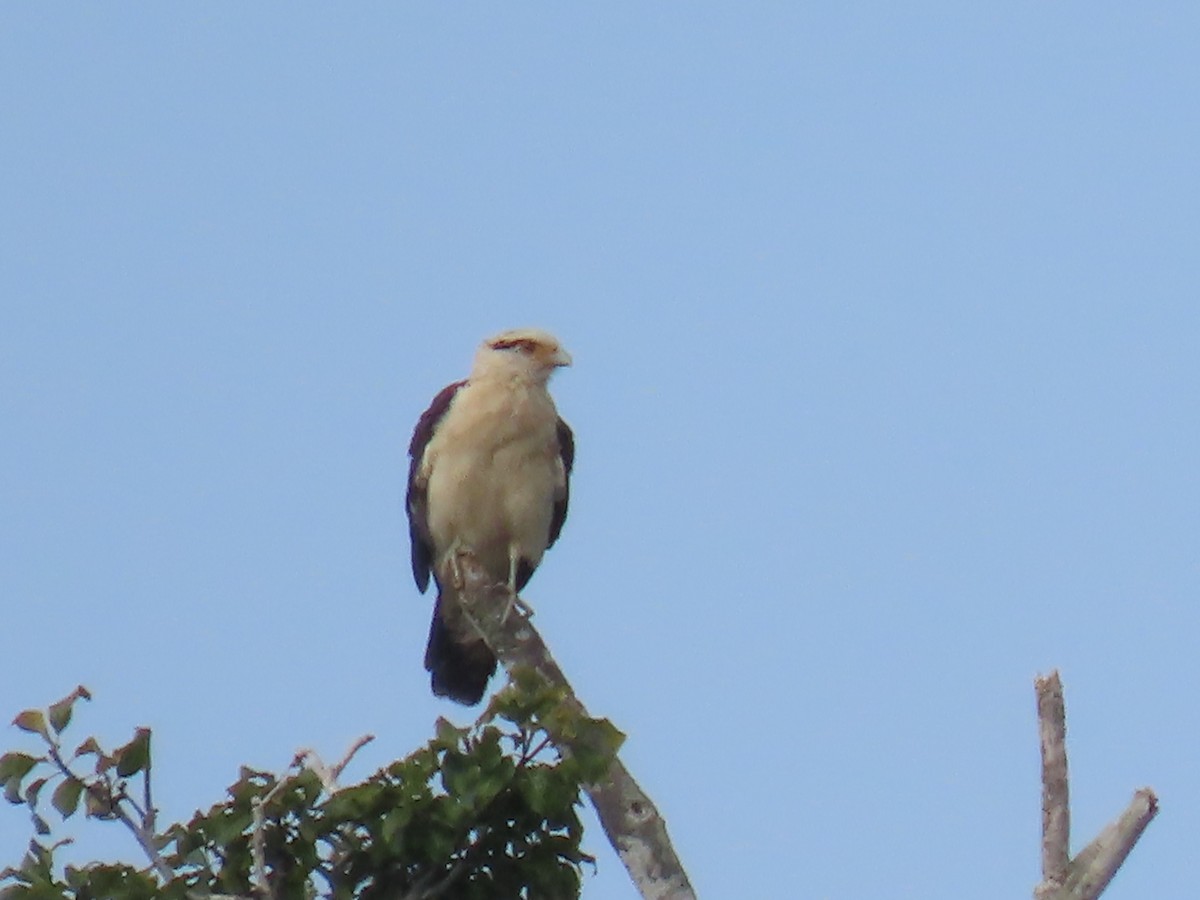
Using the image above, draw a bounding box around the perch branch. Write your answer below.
[450,554,696,900]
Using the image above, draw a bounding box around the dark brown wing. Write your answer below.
[547,416,574,548]
[406,380,465,592]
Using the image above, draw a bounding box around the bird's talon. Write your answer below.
[500,594,534,624]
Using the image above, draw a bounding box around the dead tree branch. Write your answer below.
[1033,671,1158,900]
[1036,671,1071,892]
[448,554,696,900]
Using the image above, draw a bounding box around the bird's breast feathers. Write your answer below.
[418,379,565,574]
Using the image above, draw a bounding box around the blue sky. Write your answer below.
[2,5,1197,898]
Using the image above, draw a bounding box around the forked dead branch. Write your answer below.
[1033,671,1157,900]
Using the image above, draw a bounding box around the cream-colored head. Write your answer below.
[471,328,572,383]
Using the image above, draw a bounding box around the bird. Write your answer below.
[406,328,574,704]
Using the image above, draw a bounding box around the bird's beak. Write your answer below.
[552,347,573,368]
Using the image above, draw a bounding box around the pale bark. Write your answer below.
[1033,671,1157,900]
[1035,671,1070,892]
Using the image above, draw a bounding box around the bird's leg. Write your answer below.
[502,592,534,623]
[501,545,534,623]
[445,540,466,590]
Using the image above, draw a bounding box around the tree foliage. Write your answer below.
[1,677,620,899]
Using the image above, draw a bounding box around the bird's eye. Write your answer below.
[493,339,535,354]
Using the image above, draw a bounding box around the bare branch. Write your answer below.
[293,736,372,796]
[331,733,376,782]
[1032,675,1159,900]
[248,737,374,898]
[250,757,317,898]
[1035,670,1070,895]
[1052,789,1158,900]
[450,555,696,900]
[108,800,175,883]
[250,794,276,900]
[143,764,155,834]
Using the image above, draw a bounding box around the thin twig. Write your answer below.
[43,742,174,883]
[250,770,300,899]
[295,741,372,795]
[143,765,155,834]
[521,734,553,767]
[117,788,148,821]
[111,803,175,883]
[249,737,373,897]
[331,734,375,782]
[398,858,469,900]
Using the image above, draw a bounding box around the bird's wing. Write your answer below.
[547,416,574,549]
[406,380,466,592]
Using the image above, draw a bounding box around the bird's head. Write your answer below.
[473,328,572,383]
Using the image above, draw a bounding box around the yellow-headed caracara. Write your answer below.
[406,329,574,704]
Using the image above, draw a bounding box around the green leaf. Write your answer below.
[93,751,117,776]
[30,813,49,837]
[47,687,90,734]
[63,864,89,891]
[474,766,511,806]
[11,711,48,740]
[519,767,574,819]
[433,717,468,749]
[23,778,48,808]
[24,839,52,878]
[72,737,101,759]
[570,718,625,783]
[84,784,113,818]
[51,778,84,819]
[47,700,71,735]
[0,753,39,783]
[114,728,151,778]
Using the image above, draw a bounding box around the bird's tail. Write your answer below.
[424,593,497,705]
